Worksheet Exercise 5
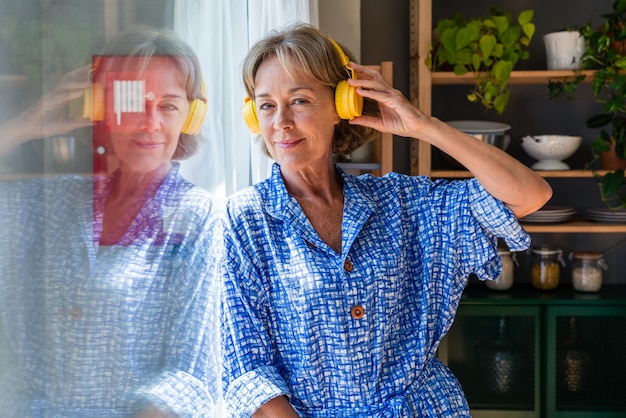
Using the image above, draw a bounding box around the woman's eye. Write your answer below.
[259,102,274,111]
[293,98,309,105]
[160,103,179,111]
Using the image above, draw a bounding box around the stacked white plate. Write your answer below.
[520,205,577,223]
[585,208,626,223]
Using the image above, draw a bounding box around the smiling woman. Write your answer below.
[221,22,551,418]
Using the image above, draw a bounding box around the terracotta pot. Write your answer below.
[600,141,626,170]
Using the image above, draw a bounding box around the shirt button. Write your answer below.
[344,259,354,272]
[69,306,82,320]
[351,305,365,319]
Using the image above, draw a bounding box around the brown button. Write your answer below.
[69,306,82,320]
[351,305,365,319]
[344,259,354,272]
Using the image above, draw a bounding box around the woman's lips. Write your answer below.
[274,137,303,149]
[131,139,163,149]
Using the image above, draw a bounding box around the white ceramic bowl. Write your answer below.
[520,135,582,170]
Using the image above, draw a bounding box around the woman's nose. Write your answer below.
[139,106,161,132]
[274,106,294,130]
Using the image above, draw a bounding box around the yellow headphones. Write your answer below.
[242,36,363,134]
[81,59,208,136]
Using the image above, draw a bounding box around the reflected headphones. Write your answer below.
[242,36,363,134]
[79,57,208,135]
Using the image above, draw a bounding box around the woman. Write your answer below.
[0,27,221,417]
[221,23,552,417]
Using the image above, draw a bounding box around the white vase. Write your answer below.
[543,31,585,70]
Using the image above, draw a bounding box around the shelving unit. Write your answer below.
[409,0,626,416]
[408,0,626,232]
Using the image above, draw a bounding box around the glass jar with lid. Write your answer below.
[530,245,565,290]
[569,251,608,292]
[486,247,517,291]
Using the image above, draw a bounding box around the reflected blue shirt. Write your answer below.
[222,163,530,417]
[0,164,223,417]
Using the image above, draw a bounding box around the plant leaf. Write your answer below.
[586,113,613,128]
[441,28,457,54]
[494,91,510,114]
[492,15,510,35]
[522,22,535,41]
[518,9,535,26]
[455,28,470,50]
[453,64,469,76]
[602,170,625,195]
[479,34,496,59]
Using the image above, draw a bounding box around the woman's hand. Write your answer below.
[1,65,94,152]
[346,62,429,138]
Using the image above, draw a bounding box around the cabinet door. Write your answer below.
[439,305,541,418]
[545,306,626,417]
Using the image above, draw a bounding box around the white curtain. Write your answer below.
[174,0,319,198]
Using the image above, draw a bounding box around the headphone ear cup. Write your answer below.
[82,83,105,121]
[242,96,261,134]
[181,98,208,135]
[335,80,362,120]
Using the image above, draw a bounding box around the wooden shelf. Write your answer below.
[431,70,595,85]
[430,169,609,179]
[521,220,626,233]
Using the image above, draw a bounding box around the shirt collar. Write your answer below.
[263,163,376,255]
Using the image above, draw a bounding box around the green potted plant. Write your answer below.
[425,8,535,114]
[580,0,626,208]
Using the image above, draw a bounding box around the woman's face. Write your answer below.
[254,57,340,173]
[107,58,190,174]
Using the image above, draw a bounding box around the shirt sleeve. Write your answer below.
[138,208,224,418]
[418,176,530,282]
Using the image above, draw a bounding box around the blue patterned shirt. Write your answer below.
[0,163,223,417]
[222,163,530,417]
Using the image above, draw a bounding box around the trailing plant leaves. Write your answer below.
[427,8,534,114]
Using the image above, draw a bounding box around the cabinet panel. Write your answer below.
[441,296,626,418]
[440,305,541,417]
[546,306,626,417]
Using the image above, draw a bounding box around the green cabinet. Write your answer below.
[439,285,626,417]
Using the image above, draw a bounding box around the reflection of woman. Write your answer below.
[221,24,552,417]
[0,27,221,417]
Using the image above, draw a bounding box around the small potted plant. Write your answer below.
[425,8,535,114]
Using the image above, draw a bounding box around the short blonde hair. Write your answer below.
[242,23,379,157]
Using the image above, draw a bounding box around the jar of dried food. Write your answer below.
[530,245,565,290]
[570,251,608,292]
[486,248,517,291]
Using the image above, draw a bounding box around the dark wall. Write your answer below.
[361,0,411,174]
